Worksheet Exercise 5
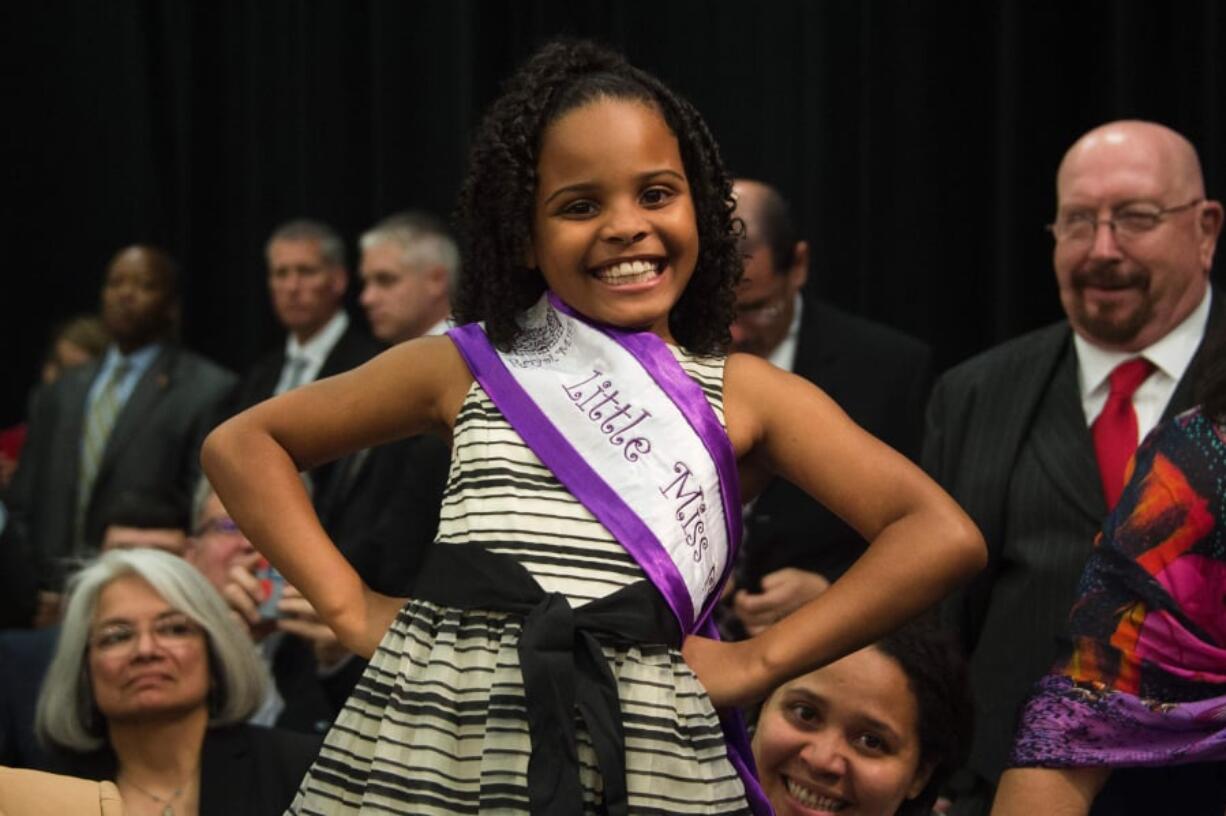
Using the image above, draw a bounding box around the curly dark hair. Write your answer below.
[876,617,974,816]
[454,40,742,354]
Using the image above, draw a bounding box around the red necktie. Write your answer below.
[1092,357,1154,510]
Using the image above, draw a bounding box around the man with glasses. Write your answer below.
[926,120,1224,814]
[723,179,932,636]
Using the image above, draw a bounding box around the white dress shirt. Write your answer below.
[1074,288,1212,441]
[274,311,350,395]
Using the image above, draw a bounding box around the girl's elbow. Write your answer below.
[201,417,242,477]
[953,517,988,576]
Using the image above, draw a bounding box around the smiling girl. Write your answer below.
[202,41,984,815]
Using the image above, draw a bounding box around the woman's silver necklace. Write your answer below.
[123,775,184,816]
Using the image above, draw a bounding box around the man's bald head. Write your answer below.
[1051,120,1222,352]
[1057,120,1206,205]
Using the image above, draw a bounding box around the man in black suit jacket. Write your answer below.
[314,211,455,594]
[7,246,235,600]
[230,220,381,499]
[724,180,933,635]
[926,121,1224,814]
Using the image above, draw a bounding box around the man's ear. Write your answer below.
[424,264,449,296]
[331,265,349,298]
[787,240,810,293]
[1198,200,1223,271]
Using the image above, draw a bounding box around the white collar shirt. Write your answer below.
[275,310,349,395]
[766,295,804,374]
[1075,287,1212,441]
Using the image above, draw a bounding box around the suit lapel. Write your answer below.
[317,324,356,380]
[1165,289,1225,420]
[254,352,285,402]
[62,360,98,460]
[96,347,174,481]
[1027,343,1106,524]
[60,364,97,502]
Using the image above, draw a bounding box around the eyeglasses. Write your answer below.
[90,613,204,655]
[1046,199,1202,244]
[194,517,241,537]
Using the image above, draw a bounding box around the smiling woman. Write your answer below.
[752,620,973,816]
[32,549,320,816]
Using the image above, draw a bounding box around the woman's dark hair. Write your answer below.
[454,40,742,354]
[876,617,974,816]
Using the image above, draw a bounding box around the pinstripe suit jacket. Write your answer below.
[923,290,1223,784]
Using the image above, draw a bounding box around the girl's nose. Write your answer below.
[600,202,649,245]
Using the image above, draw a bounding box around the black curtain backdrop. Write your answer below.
[3,1,1224,425]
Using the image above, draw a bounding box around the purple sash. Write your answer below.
[447,294,770,815]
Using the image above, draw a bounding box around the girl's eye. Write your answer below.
[560,200,597,217]
[641,187,673,206]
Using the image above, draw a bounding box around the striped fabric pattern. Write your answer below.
[287,350,750,815]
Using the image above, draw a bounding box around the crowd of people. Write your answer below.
[0,39,1223,816]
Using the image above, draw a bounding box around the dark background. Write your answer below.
[4,1,1224,426]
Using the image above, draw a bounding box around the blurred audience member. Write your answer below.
[752,619,972,816]
[35,549,319,816]
[98,490,190,557]
[0,315,108,491]
[193,479,362,735]
[925,121,1223,814]
[6,246,236,605]
[724,179,932,637]
[358,211,456,345]
[993,350,1226,815]
[40,315,111,386]
[1,489,191,769]
[230,220,380,499]
[313,211,455,595]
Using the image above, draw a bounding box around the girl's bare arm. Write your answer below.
[684,353,985,705]
[201,336,471,655]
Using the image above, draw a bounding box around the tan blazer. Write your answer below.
[0,766,124,816]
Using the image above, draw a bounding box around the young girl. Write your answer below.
[203,41,984,815]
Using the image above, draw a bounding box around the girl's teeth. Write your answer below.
[596,260,660,283]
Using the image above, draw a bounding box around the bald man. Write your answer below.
[925,122,1223,813]
[7,245,236,601]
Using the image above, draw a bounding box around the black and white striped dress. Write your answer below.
[287,350,751,815]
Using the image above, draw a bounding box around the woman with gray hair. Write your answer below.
[35,548,319,816]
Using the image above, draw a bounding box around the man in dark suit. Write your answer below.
[6,245,235,603]
[231,220,380,498]
[314,211,454,595]
[725,179,933,635]
[926,121,1224,814]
